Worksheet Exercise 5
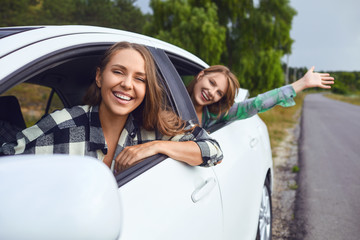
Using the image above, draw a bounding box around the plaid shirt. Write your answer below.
[0,120,22,144]
[1,105,223,170]
[203,85,296,129]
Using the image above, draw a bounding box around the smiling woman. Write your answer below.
[1,41,223,172]
[186,65,334,129]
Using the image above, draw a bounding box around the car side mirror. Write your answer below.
[0,154,122,240]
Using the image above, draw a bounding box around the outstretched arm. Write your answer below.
[291,66,335,93]
[204,67,334,129]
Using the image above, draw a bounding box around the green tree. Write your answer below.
[165,0,296,95]
[74,0,145,33]
[0,0,39,26]
[40,0,80,24]
[112,0,145,33]
[340,72,357,92]
[144,0,226,65]
[356,72,360,91]
[329,71,360,94]
[221,0,296,95]
[1,0,145,33]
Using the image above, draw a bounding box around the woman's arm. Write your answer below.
[114,126,223,172]
[114,140,203,172]
[211,85,296,126]
[206,66,334,128]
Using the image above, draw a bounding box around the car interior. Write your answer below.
[0,95,26,144]
[0,95,26,130]
[1,58,100,141]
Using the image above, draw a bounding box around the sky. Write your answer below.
[134,0,360,72]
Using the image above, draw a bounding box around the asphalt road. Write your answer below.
[294,93,360,240]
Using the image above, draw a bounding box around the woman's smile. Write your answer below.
[113,91,132,103]
[201,90,211,101]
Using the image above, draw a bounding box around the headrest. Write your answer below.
[0,95,26,130]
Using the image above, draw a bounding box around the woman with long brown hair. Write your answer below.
[187,65,334,129]
[1,42,223,172]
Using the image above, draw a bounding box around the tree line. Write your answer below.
[1,0,358,95]
[286,66,360,95]
[0,0,146,33]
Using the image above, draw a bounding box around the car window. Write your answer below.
[165,52,205,87]
[1,83,63,127]
[0,27,40,39]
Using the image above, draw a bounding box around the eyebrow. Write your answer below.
[111,64,146,77]
[209,77,217,85]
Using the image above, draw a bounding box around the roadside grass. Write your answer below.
[288,182,298,190]
[325,93,360,106]
[258,92,305,152]
[292,165,300,173]
[259,91,359,156]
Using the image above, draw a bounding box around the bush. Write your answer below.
[331,81,349,95]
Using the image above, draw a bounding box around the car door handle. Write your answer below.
[191,178,217,203]
[249,137,258,148]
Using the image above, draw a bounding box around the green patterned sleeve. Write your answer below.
[221,85,296,122]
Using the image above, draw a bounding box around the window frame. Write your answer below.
[0,43,109,101]
[148,48,200,124]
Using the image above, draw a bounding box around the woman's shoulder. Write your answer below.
[38,105,92,131]
[2,105,93,155]
[50,105,90,120]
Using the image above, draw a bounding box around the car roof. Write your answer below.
[0,25,208,67]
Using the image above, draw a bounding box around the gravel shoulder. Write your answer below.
[271,112,300,239]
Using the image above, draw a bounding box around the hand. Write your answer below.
[292,66,335,93]
[114,141,158,173]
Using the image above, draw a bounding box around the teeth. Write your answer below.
[114,93,131,101]
[202,91,209,101]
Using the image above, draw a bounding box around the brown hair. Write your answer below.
[187,65,240,116]
[83,41,187,136]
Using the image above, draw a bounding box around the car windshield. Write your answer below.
[0,27,40,39]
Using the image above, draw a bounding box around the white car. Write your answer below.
[0,26,273,240]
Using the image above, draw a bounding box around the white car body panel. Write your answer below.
[212,116,272,239]
[0,33,152,81]
[118,160,222,240]
[235,88,250,103]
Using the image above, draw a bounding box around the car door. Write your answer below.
[117,159,223,240]
[210,116,269,239]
